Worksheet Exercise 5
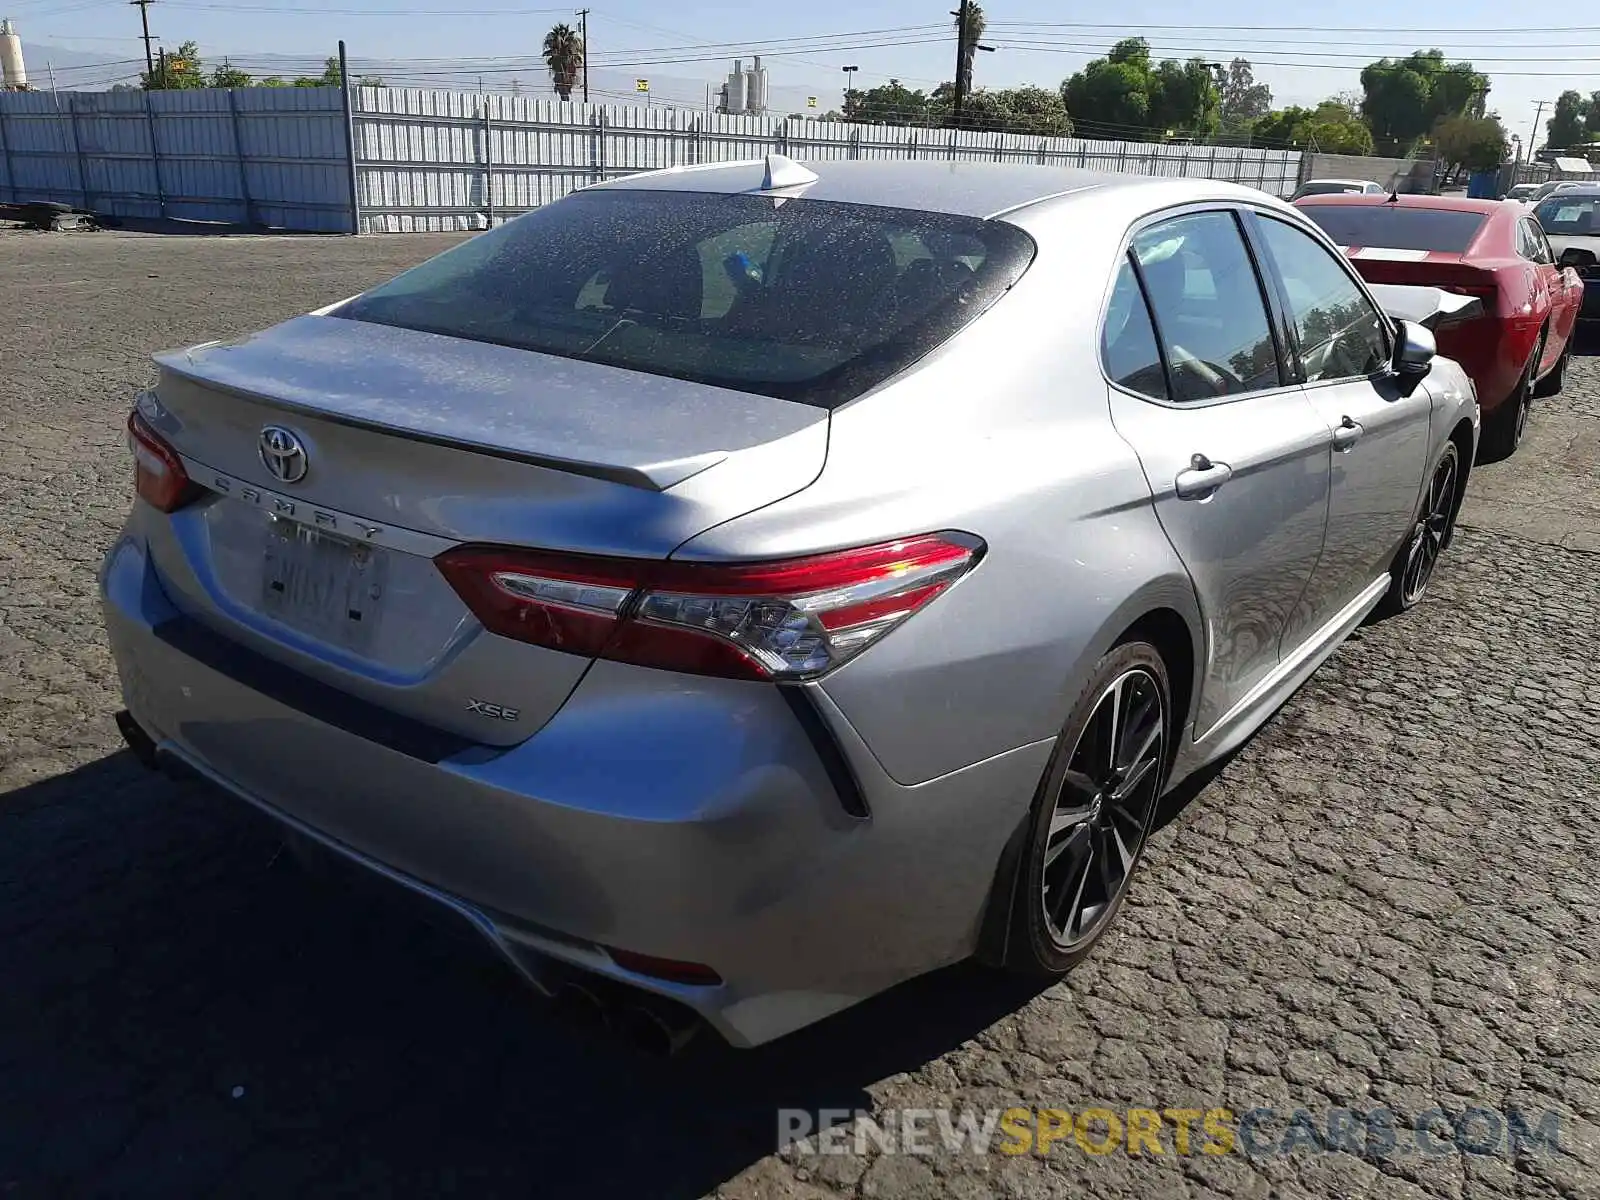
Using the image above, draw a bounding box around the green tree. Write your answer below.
[1303,102,1375,155]
[208,58,251,89]
[1433,114,1508,172]
[258,76,288,87]
[956,85,1073,136]
[290,57,344,87]
[1062,38,1155,132]
[1359,50,1489,155]
[1149,57,1220,136]
[1251,106,1311,147]
[142,39,205,90]
[1549,90,1587,150]
[1219,58,1272,133]
[542,22,584,101]
[1061,38,1218,138]
[845,78,932,125]
[1252,100,1373,153]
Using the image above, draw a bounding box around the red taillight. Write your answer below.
[433,547,638,658]
[434,533,983,681]
[605,948,723,986]
[127,409,198,513]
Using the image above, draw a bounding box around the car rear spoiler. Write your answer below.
[1365,284,1485,332]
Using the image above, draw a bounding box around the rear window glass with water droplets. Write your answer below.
[335,190,1037,409]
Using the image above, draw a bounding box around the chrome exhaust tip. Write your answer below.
[613,1002,702,1057]
[552,981,610,1030]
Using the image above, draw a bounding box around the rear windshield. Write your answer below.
[1535,195,1600,235]
[335,189,1036,409]
[1298,204,1487,253]
[1296,181,1365,197]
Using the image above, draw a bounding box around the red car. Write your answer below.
[1293,193,1581,459]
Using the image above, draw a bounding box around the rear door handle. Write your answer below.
[1174,454,1233,500]
[1332,416,1364,451]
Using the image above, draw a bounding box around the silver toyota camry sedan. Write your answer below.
[102,157,1479,1049]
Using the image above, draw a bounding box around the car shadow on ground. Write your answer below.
[1,748,1246,1198]
[1567,323,1600,356]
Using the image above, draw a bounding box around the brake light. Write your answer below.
[127,409,198,513]
[605,948,723,986]
[434,533,983,681]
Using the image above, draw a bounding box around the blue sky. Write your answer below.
[12,0,1593,149]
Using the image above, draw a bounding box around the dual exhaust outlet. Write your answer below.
[549,978,703,1057]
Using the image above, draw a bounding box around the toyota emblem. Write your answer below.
[258,425,309,484]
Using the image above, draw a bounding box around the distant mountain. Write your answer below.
[12,42,135,89]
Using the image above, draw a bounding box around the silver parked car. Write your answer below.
[1290,178,1387,200]
[102,159,1479,1049]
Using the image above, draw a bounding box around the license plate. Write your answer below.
[260,517,388,653]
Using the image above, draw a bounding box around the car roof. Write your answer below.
[1295,192,1512,215]
[581,157,1270,220]
[1302,178,1372,186]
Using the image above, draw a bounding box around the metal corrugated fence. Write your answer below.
[0,86,1306,234]
[352,90,1306,233]
[0,87,351,231]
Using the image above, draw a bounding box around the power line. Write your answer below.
[162,2,577,11]
[988,18,1600,33]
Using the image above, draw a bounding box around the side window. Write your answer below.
[1101,257,1167,400]
[1256,217,1391,384]
[1529,222,1555,265]
[1130,212,1282,402]
[1513,221,1532,260]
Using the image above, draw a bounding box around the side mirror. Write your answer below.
[1391,319,1436,394]
[1557,245,1597,270]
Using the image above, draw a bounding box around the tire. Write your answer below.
[1533,340,1570,399]
[999,641,1173,977]
[1374,439,1461,618]
[1480,334,1542,462]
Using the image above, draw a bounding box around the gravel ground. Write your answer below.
[2,228,1598,1200]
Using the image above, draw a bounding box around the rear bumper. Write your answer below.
[1435,318,1532,415]
[100,527,1050,1046]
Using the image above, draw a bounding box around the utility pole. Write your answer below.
[1527,99,1548,162]
[577,8,589,103]
[129,0,156,78]
[948,1,992,130]
[950,0,970,128]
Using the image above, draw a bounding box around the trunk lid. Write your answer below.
[140,314,829,744]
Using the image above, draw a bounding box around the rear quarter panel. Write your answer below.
[673,190,1205,786]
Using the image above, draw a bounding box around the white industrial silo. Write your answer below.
[725,59,747,113]
[748,55,769,114]
[0,20,26,91]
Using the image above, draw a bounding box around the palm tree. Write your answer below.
[543,23,584,102]
[954,3,986,102]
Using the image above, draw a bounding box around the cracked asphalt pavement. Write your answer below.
[2,228,1597,1199]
